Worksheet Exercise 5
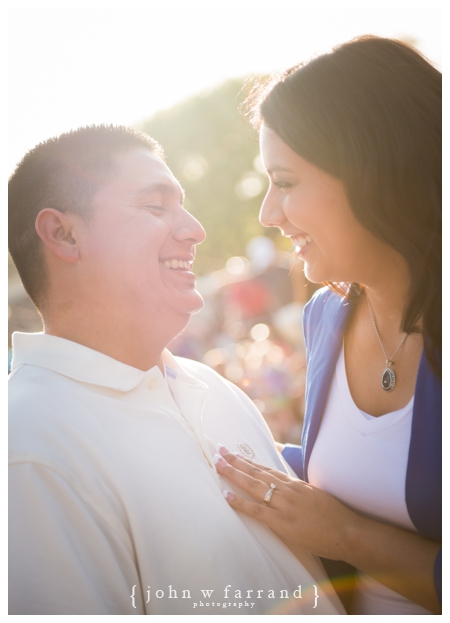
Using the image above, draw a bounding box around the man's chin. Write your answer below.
[173,290,204,317]
[186,291,204,316]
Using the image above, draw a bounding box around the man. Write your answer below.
[8,125,342,615]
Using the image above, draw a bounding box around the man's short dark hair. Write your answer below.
[8,124,164,310]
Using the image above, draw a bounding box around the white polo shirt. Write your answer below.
[9,333,343,615]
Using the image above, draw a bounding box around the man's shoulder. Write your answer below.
[174,356,264,415]
[9,364,94,460]
[9,363,79,411]
[175,356,229,384]
[175,356,250,397]
[10,364,63,405]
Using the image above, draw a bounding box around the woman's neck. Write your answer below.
[361,254,412,337]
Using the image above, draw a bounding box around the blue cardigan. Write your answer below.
[282,287,442,601]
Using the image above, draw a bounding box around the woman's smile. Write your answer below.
[258,124,400,286]
[291,233,312,256]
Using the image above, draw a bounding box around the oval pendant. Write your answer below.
[381,367,396,392]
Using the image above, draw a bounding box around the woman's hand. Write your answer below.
[214,446,442,613]
[214,445,358,561]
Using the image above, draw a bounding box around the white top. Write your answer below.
[9,332,343,616]
[308,345,431,615]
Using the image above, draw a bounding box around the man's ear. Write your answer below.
[35,209,81,264]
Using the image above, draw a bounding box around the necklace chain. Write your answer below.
[366,294,408,366]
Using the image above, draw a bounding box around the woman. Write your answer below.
[214,36,441,615]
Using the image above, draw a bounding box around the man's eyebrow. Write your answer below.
[134,182,185,204]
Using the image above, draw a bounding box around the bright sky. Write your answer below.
[8,4,441,176]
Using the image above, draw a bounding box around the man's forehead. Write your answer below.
[113,147,170,180]
[97,148,183,198]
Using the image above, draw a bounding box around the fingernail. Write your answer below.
[213,453,228,468]
[218,445,230,456]
[223,490,235,501]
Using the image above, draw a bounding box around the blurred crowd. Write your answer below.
[169,236,319,444]
[8,236,318,444]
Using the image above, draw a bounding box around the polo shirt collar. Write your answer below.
[11,332,189,392]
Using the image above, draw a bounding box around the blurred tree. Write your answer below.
[140,78,289,275]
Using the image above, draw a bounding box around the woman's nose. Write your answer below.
[259,190,285,229]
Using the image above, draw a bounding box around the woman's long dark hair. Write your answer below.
[246,36,441,376]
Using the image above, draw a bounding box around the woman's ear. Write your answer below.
[35,208,81,264]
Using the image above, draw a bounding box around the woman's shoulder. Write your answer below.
[303,286,352,343]
[304,286,341,316]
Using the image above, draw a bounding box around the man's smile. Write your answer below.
[162,258,194,271]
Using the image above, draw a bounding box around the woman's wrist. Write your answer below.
[335,505,368,563]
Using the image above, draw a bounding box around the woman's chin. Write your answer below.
[304,264,328,285]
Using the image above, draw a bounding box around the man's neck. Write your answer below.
[43,314,173,372]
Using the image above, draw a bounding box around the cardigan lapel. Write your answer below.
[302,292,352,481]
[405,352,442,540]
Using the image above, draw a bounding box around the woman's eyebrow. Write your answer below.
[266,166,295,174]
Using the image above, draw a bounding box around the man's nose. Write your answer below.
[174,210,206,245]
[259,189,285,229]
